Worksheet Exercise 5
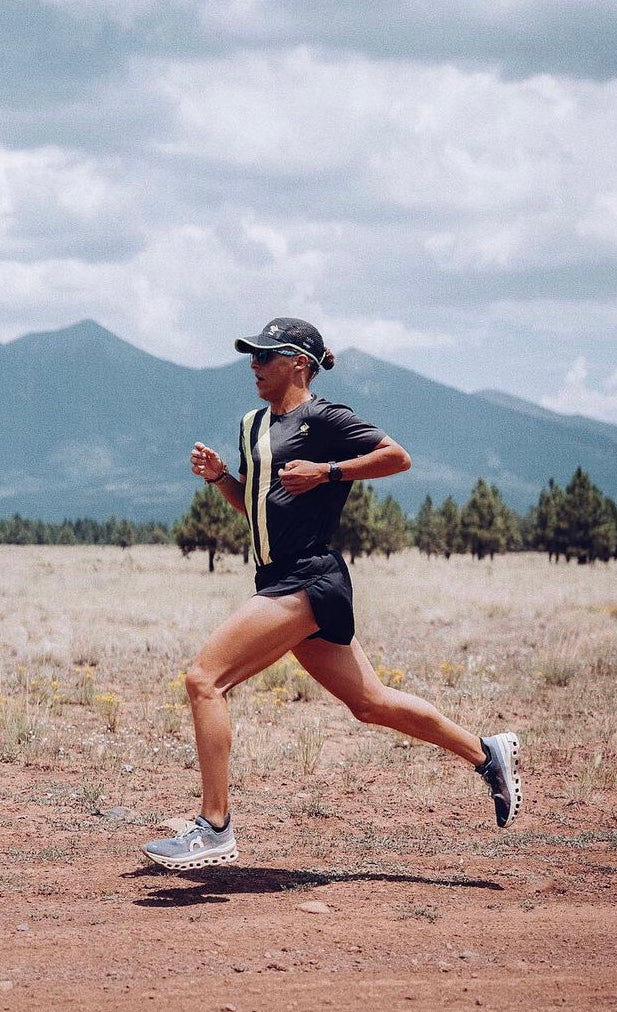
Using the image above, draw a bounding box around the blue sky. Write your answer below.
[1,0,617,421]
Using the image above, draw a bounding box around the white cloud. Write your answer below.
[156,49,383,174]
[4,50,617,271]
[312,314,455,358]
[486,299,617,338]
[0,216,328,360]
[148,51,617,273]
[578,191,617,245]
[0,145,145,260]
[0,209,452,364]
[2,147,112,219]
[541,356,617,423]
[1,24,617,419]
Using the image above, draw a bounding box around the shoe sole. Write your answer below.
[143,845,239,871]
[495,731,522,828]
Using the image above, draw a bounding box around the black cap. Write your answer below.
[235,318,325,366]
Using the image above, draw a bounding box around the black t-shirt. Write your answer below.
[238,395,386,566]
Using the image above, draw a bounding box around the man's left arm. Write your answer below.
[279,437,411,495]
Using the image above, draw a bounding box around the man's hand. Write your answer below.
[278,460,329,495]
[191,442,226,481]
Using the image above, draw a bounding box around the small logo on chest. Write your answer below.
[299,422,310,436]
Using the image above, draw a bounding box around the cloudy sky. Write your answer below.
[2,1,617,421]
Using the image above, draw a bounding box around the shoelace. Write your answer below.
[175,820,200,838]
[479,766,500,798]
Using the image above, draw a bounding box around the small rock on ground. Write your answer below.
[161,817,195,833]
[297,901,331,915]
[102,806,140,823]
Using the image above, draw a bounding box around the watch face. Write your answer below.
[328,462,343,482]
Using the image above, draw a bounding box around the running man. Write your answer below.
[143,318,522,870]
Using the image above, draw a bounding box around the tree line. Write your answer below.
[172,482,410,570]
[0,515,171,547]
[2,466,615,567]
[411,467,617,564]
[173,466,617,568]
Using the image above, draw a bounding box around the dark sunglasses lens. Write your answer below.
[251,349,272,365]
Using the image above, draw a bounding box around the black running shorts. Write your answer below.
[254,549,354,646]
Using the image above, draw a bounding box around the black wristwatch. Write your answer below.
[328,461,343,482]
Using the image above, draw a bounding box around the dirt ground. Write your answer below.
[1,547,616,1010]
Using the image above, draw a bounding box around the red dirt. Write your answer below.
[2,758,616,1012]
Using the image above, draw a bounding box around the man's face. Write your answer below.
[250,350,300,402]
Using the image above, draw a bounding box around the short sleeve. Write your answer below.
[318,402,387,459]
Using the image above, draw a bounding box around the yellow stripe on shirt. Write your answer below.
[254,407,272,565]
[242,409,259,561]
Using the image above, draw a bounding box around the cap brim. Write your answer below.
[234,335,282,354]
[234,335,322,365]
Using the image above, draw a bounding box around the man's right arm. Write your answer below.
[190,442,247,515]
[215,472,247,514]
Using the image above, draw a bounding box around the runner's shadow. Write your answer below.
[125,865,503,908]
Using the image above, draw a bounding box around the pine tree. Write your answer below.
[145,523,171,545]
[535,478,568,561]
[519,507,537,551]
[415,495,445,558]
[438,496,461,559]
[73,517,99,544]
[492,484,522,552]
[57,521,77,545]
[103,515,120,545]
[589,495,617,563]
[562,467,604,564]
[113,519,135,549]
[374,494,409,559]
[601,496,617,561]
[33,519,50,545]
[175,484,243,572]
[2,514,35,545]
[460,479,506,560]
[332,482,378,564]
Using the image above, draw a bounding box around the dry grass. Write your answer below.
[1,544,616,847]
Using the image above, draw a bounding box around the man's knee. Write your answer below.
[349,692,387,725]
[185,661,223,702]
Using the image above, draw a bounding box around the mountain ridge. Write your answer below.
[2,320,616,521]
[475,388,617,444]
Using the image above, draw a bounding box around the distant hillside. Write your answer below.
[476,389,617,445]
[2,319,616,521]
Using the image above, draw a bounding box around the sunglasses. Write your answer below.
[250,347,298,366]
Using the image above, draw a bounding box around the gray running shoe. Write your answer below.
[142,815,238,870]
[476,732,522,828]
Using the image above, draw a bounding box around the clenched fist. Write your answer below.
[278,460,328,495]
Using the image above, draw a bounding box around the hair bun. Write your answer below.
[322,348,335,371]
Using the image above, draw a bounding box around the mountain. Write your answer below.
[2,319,616,521]
[476,389,617,445]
